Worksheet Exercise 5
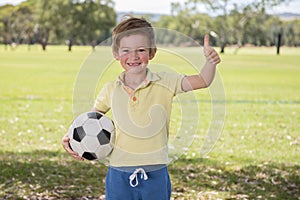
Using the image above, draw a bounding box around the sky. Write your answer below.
[0,0,300,15]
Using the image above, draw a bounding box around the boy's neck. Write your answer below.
[124,70,147,90]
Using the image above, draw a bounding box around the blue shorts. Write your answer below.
[105,165,171,200]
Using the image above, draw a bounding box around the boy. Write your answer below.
[62,17,220,199]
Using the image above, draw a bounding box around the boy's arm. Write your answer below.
[182,34,221,92]
[91,107,106,114]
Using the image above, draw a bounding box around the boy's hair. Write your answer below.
[112,16,156,55]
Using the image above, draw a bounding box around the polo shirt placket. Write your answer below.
[119,73,155,107]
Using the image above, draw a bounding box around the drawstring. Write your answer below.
[129,168,148,187]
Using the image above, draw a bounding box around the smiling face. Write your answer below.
[113,34,156,75]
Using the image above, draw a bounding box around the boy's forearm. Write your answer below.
[200,61,216,87]
[181,61,217,91]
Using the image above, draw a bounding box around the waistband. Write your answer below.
[110,164,167,173]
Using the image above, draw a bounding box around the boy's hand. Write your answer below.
[204,34,221,65]
[62,135,84,161]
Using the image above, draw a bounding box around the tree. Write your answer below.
[155,2,214,46]
[0,4,15,49]
[72,0,116,51]
[29,0,116,51]
[188,0,291,53]
[10,3,35,47]
[283,19,300,47]
[34,0,76,51]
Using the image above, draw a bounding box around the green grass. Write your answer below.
[0,44,299,199]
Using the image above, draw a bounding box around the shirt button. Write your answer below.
[132,96,137,101]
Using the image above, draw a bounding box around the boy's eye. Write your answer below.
[138,48,147,53]
[138,48,146,52]
[122,49,129,53]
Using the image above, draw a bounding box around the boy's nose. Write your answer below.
[129,50,139,59]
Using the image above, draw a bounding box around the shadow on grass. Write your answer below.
[169,158,300,200]
[0,150,299,199]
[0,150,107,199]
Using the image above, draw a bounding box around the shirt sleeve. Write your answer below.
[160,72,185,95]
[94,82,113,113]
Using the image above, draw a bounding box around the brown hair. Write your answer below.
[112,16,156,55]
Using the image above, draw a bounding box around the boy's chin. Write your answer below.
[126,66,147,74]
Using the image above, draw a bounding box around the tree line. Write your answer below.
[0,0,299,53]
[154,0,300,53]
[0,0,116,51]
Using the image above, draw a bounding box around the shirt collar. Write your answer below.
[117,68,160,87]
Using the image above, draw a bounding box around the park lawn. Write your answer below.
[0,44,299,199]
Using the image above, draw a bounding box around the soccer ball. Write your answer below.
[68,111,115,160]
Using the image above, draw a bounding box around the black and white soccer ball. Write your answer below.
[68,111,115,160]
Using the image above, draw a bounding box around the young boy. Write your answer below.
[62,17,220,199]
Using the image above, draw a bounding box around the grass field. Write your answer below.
[0,44,299,199]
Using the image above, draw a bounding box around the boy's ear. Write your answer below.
[149,47,157,60]
[113,50,120,60]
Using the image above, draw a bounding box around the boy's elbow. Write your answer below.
[202,80,212,88]
[202,84,209,89]
[194,81,210,90]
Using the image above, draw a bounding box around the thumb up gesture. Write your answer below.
[203,34,221,65]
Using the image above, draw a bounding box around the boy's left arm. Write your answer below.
[182,34,221,92]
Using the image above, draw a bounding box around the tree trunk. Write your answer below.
[41,42,47,51]
[220,43,226,54]
[276,33,282,55]
[39,30,50,51]
[91,40,97,51]
[68,43,72,52]
[67,39,73,51]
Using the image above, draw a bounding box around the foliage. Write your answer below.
[0,0,116,51]
[283,18,300,46]
[154,0,300,53]
[156,13,213,46]
[0,4,15,45]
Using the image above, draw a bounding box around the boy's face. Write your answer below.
[114,34,156,74]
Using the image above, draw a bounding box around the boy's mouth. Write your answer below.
[127,62,142,67]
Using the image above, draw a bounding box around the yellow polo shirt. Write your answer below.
[94,69,184,167]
